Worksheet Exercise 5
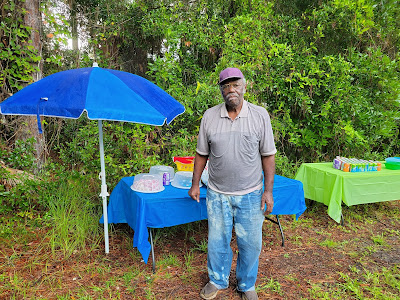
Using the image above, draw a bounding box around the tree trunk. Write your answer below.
[16,0,46,173]
[69,0,80,66]
[71,3,79,51]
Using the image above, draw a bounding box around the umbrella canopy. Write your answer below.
[0,64,185,254]
[0,65,184,126]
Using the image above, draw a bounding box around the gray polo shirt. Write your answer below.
[196,100,277,195]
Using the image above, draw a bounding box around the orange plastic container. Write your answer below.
[342,162,350,172]
[173,156,195,171]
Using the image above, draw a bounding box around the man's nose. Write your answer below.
[226,84,236,92]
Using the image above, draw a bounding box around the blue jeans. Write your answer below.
[206,188,265,292]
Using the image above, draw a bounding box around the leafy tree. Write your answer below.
[0,0,41,100]
[1,0,399,181]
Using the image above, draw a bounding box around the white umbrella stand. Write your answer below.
[98,120,110,253]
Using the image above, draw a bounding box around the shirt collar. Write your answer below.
[220,100,249,118]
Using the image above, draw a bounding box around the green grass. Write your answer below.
[158,253,181,268]
[191,237,208,253]
[184,250,195,272]
[1,172,400,299]
[371,233,387,246]
[44,177,102,257]
[310,266,400,300]
[256,278,283,295]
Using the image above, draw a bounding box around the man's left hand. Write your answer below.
[261,191,274,215]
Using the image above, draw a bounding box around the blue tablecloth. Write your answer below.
[100,175,306,263]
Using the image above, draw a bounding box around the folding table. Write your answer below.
[295,162,400,223]
[100,175,306,272]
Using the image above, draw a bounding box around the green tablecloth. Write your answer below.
[294,162,400,223]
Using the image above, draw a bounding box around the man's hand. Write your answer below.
[261,191,274,215]
[188,153,208,203]
[188,185,201,203]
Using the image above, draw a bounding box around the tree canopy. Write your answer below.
[1,0,399,181]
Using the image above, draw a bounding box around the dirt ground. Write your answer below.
[1,200,400,299]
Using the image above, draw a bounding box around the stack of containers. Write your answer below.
[333,157,382,172]
[173,156,195,171]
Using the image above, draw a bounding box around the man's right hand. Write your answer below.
[188,185,200,202]
[188,153,208,203]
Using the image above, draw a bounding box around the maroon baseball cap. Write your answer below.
[219,67,244,84]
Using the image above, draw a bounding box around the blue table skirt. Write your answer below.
[100,175,306,263]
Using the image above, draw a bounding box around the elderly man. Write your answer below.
[189,67,276,300]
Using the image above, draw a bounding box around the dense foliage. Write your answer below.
[1,5,399,300]
[1,0,399,209]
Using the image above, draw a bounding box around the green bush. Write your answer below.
[0,137,36,171]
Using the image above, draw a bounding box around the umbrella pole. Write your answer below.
[98,120,110,253]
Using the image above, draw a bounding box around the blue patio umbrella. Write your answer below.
[0,63,185,253]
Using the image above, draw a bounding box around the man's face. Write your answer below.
[219,78,246,108]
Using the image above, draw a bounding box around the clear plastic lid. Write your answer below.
[149,165,175,180]
[385,157,400,164]
[131,173,164,193]
[171,171,202,189]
